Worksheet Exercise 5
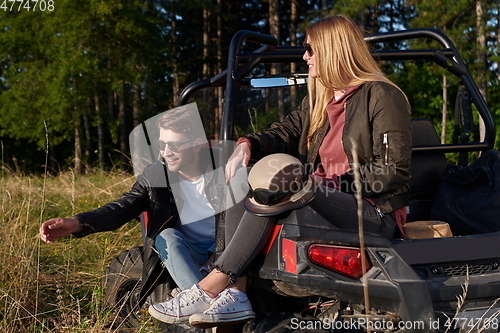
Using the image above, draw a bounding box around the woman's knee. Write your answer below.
[224,200,246,243]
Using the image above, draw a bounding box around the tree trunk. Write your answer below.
[476,0,487,141]
[108,90,115,119]
[74,113,82,175]
[95,92,106,171]
[118,82,128,172]
[83,112,92,171]
[441,75,448,144]
[215,0,223,139]
[132,82,141,128]
[107,52,115,119]
[290,0,299,108]
[203,6,210,79]
[269,0,284,120]
[203,5,212,135]
[172,18,179,106]
[322,0,328,13]
[498,1,500,83]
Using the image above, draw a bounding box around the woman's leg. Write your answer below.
[309,185,396,238]
[191,200,246,296]
[187,207,267,327]
[200,206,275,295]
[224,195,246,245]
[196,184,397,297]
[198,269,247,298]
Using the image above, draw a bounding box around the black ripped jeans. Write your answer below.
[211,184,396,284]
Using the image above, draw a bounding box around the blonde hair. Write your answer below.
[305,15,401,144]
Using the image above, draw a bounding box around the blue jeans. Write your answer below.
[155,228,214,290]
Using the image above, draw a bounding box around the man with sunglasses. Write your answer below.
[40,104,221,308]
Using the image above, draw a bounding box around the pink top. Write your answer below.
[314,85,361,184]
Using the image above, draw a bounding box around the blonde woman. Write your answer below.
[149,15,412,328]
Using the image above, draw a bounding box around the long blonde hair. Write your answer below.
[306,15,400,145]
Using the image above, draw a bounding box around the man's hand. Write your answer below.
[39,217,83,244]
[225,142,251,182]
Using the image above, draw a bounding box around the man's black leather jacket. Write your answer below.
[73,148,222,304]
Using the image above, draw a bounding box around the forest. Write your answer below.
[1,0,499,174]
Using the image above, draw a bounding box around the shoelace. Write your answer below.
[167,288,204,312]
[207,290,237,311]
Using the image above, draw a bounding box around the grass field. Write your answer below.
[0,166,149,332]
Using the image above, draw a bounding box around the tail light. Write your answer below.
[307,244,371,279]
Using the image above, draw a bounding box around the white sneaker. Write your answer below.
[189,288,255,328]
[149,284,213,324]
[171,287,182,297]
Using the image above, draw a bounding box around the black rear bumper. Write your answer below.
[251,207,500,332]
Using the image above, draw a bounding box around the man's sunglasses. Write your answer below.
[304,43,314,56]
[156,139,196,153]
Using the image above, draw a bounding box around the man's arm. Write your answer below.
[40,179,151,242]
[39,217,83,244]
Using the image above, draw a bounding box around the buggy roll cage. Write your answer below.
[178,28,496,154]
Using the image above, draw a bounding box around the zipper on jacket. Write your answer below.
[383,133,389,166]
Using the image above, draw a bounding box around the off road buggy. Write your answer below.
[104,28,499,333]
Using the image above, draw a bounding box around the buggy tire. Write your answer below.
[103,246,205,333]
[103,246,145,330]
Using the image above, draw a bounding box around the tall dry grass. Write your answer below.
[0,165,147,332]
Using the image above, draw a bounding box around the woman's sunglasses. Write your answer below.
[247,185,293,206]
[245,179,302,206]
[304,43,314,56]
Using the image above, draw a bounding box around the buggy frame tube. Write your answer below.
[221,30,278,143]
[364,28,466,66]
[176,28,495,151]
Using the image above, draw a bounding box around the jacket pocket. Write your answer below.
[381,133,389,166]
[384,133,389,165]
[379,130,411,167]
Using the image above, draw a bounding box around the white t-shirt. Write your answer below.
[176,175,215,243]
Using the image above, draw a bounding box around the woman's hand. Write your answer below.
[225,142,251,182]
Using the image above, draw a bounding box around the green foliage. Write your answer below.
[0,0,174,172]
[0,0,498,174]
[407,0,499,147]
